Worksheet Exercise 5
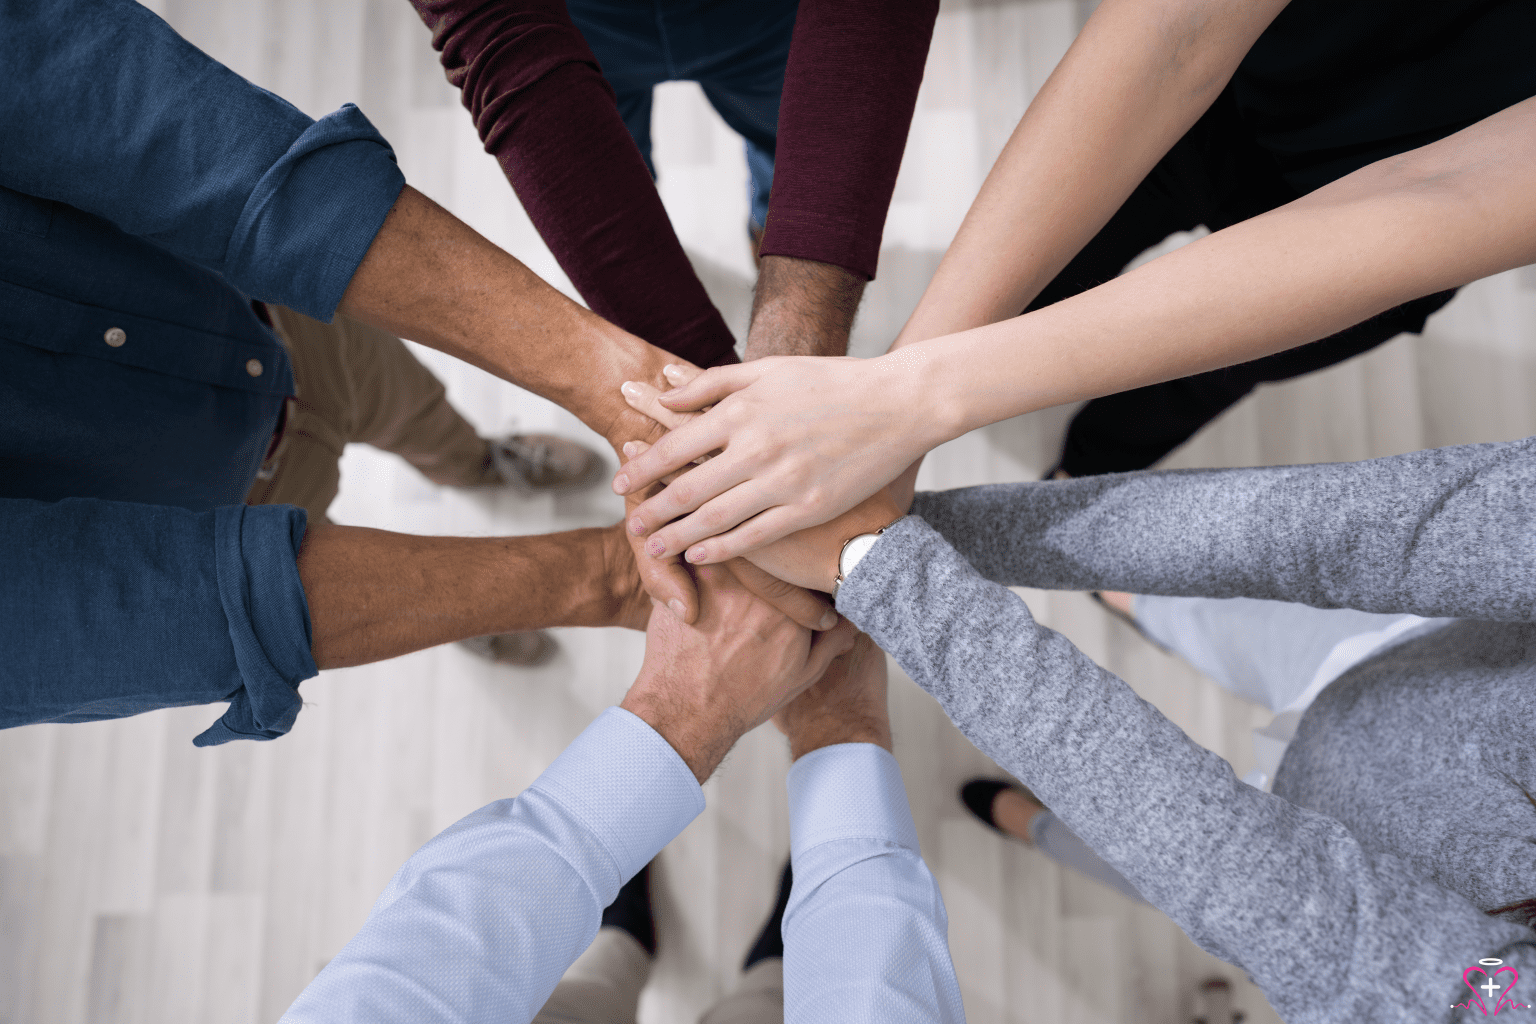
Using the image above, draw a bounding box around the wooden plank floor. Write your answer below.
[4,2,1535,1022]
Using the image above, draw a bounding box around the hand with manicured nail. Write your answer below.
[617,400,908,594]
[610,354,942,565]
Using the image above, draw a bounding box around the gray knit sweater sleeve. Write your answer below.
[909,437,1536,621]
[837,516,1536,1023]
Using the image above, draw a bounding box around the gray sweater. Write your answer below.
[836,437,1536,1023]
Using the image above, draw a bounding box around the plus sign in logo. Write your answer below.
[1456,958,1532,1015]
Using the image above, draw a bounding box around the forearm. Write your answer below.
[281,709,703,1024]
[837,517,1536,1021]
[893,0,1284,347]
[903,93,1536,433]
[910,435,1536,621]
[410,0,738,368]
[744,256,866,359]
[338,186,675,450]
[298,523,636,669]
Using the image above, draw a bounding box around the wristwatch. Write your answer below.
[832,528,886,600]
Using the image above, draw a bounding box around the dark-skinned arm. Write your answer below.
[297,521,840,669]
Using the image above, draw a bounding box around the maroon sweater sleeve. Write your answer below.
[757,0,939,281]
[409,0,738,368]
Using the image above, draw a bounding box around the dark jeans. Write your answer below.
[565,0,799,233]
[1044,89,1456,476]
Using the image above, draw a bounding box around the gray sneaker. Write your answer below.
[458,631,559,667]
[489,433,605,495]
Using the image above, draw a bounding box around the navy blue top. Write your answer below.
[0,0,406,744]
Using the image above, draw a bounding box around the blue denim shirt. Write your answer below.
[0,0,406,744]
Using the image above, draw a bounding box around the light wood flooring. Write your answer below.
[4,2,1536,1022]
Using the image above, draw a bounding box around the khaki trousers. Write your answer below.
[243,306,495,522]
[533,930,784,1024]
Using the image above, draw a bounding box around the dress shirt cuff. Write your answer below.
[224,104,406,322]
[788,743,919,855]
[530,707,707,885]
[195,504,317,746]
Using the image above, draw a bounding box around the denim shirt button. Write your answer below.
[245,358,263,378]
[103,327,126,348]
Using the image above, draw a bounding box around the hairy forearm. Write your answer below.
[298,524,636,668]
[745,255,866,359]
[906,95,1536,439]
[336,186,674,449]
[893,0,1286,348]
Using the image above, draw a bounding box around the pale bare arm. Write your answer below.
[892,0,1290,349]
[918,93,1536,436]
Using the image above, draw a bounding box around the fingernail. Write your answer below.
[685,546,707,563]
[820,610,839,630]
[668,599,687,619]
[613,473,630,494]
[663,364,684,381]
[629,517,646,536]
[622,442,638,459]
[621,381,642,399]
[646,537,667,557]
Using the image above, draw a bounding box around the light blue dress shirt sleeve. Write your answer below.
[280,717,963,1024]
[279,707,705,1024]
[785,743,966,1023]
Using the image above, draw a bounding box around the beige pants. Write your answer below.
[243,305,496,522]
[534,930,784,1024]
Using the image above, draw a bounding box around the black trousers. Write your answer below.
[1043,90,1456,476]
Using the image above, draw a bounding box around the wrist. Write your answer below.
[824,495,903,594]
[550,526,641,630]
[744,256,866,359]
[787,716,892,761]
[621,681,741,784]
[877,342,971,452]
[555,318,671,451]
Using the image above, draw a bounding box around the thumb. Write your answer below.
[804,617,858,679]
[632,537,700,624]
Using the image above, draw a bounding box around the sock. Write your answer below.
[742,860,793,970]
[600,862,656,956]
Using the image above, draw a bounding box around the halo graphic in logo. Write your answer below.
[1455,959,1532,1015]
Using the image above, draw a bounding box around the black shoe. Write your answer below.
[601,862,656,956]
[742,860,793,970]
[959,778,1044,836]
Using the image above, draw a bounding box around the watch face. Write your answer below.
[839,532,883,581]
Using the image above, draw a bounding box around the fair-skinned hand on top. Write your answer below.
[615,371,911,599]
[610,354,945,566]
[620,563,857,784]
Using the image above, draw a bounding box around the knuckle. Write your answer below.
[664,479,696,510]
[697,502,735,531]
